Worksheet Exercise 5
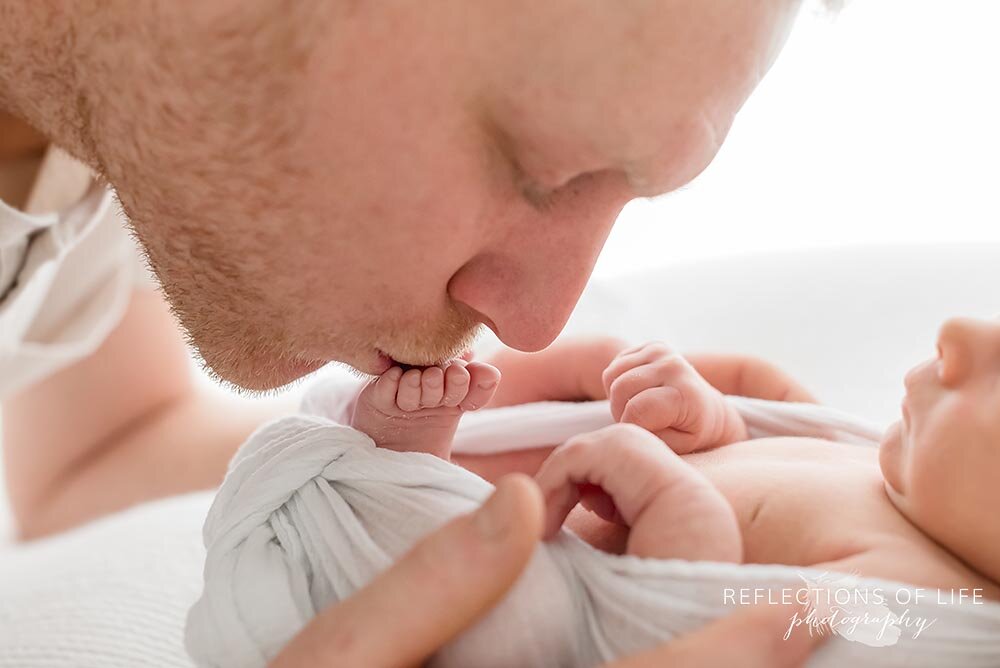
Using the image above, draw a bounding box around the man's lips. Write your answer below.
[372,350,429,374]
[372,348,471,375]
[373,350,395,375]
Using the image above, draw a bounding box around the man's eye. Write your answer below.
[522,182,559,212]
[514,166,560,211]
[522,171,596,212]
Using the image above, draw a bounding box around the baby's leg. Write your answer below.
[351,361,500,459]
[535,424,742,562]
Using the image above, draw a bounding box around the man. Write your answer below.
[0,1,823,665]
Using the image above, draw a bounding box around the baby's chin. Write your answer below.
[878,420,907,499]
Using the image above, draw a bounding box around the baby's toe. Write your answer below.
[419,366,445,408]
[396,368,424,412]
[370,366,404,410]
[460,362,501,411]
[442,362,471,407]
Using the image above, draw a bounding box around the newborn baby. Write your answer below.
[349,316,1000,600]
[187,317,1000,667]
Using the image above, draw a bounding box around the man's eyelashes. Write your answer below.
[520,179,560,212]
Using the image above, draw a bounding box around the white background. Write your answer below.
[593,0,1000,278]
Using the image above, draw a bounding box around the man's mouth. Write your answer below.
[373,349,427,374]
[374,348,468,374]
[373,349,396,374]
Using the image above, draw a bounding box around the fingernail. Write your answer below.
[474,483,515,540]
[477,380,497,390]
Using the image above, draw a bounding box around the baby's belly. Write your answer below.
[683,437,901,566]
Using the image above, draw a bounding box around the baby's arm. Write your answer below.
[535,423,742,562]
[483,336,627,407]
[684,353,817,404]
[483,338,815,408]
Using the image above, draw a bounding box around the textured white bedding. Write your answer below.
[1,243,998,666]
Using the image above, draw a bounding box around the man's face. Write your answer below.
[89,0,801,390]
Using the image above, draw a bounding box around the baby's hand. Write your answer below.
[535,423,741,561]
[602,342,748,454]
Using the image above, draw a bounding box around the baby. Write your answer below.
[349,316,1000,600]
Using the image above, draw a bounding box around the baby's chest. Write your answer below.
[687,442,903,566]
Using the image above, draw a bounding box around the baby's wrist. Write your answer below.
[578,337,630,400]
[720,400,749,446]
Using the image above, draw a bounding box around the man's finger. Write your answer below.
[270,474,543,668]
[606,602,826,668]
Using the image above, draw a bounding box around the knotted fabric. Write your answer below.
[186,394,1000,667]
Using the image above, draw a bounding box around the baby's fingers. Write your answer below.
[535,424,669,538]
[620,386,684,434]
[607,355,689,421]
[620,387,705,454]
[602,342,677,399]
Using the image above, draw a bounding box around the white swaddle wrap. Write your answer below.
[186,384,1000,667]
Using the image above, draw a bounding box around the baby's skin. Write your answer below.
[350,360,501,458]
[351,318,1000,601]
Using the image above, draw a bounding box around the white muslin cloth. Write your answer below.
[186,393,1000,667]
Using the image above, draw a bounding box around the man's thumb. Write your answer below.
[272,474,543,668]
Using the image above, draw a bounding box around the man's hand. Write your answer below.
[603,342,749,454]
[269,474,543,668]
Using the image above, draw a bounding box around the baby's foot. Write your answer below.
[351,360,501,458]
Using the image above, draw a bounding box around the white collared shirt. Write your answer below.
[0,148,146,398]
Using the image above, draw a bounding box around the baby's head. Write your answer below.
[880,316,1000,584]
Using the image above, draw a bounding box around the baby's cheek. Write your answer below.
[907,419,967,520]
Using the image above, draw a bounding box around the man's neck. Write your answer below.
[0,112,47,209]
[0,112,47,160]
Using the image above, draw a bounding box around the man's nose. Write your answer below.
[448,173,628,351]
[937,317,1000,386]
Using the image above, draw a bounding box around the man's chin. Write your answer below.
[201,353,328,393]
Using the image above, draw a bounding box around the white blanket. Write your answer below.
[186,393,1000,667]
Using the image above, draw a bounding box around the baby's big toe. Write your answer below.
[370,366,405,410]
[460,362,501,411]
